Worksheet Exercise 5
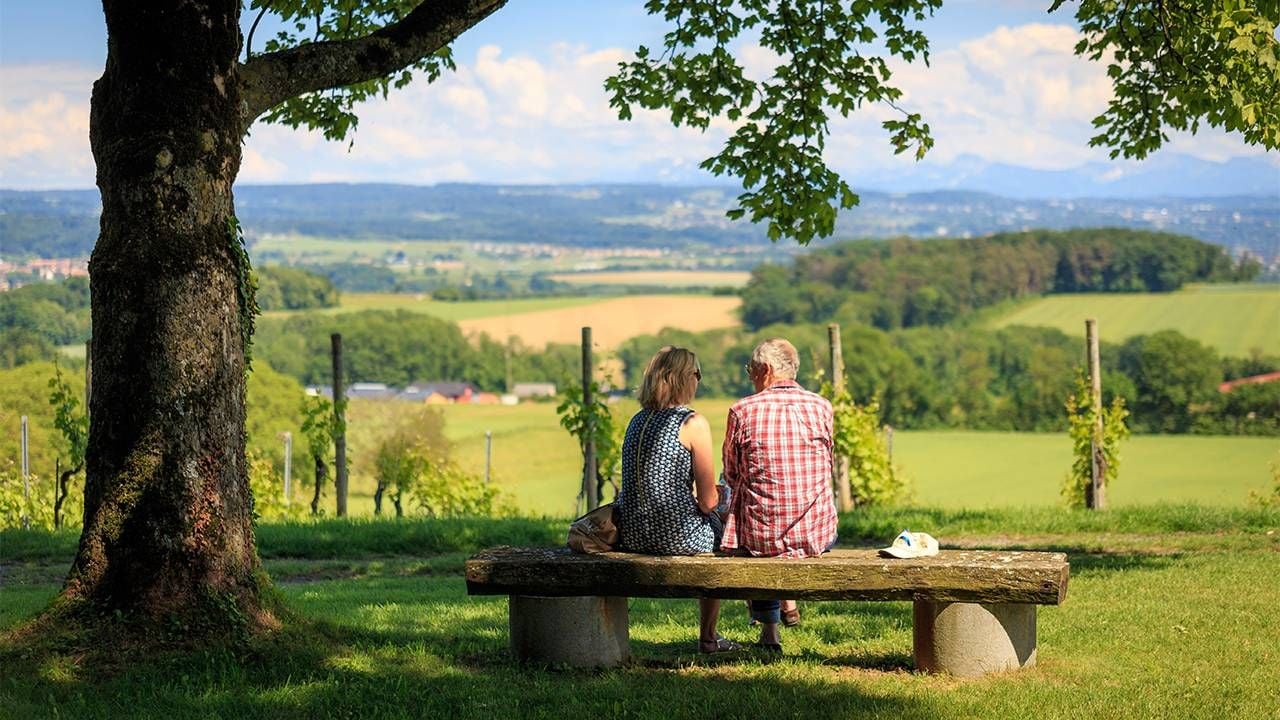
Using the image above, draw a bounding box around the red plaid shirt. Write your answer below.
[720,381,838,558]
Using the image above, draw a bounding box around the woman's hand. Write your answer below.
[681,412,719,514]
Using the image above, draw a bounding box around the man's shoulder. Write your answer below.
[796,388,833,410]
[733,384,831,412]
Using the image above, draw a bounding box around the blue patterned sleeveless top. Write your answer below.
[616,406,718,555]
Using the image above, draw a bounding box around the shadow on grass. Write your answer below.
[3,612,943,720]
[0,547,1198,719]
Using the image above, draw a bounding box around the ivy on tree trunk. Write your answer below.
[65,0,263,627]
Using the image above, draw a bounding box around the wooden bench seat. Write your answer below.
[465,546,1070,676]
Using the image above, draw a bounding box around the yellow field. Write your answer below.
[546,270,751,288]
[457,294,742,348]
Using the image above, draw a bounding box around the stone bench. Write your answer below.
[465,546,1069,677]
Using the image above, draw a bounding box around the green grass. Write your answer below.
[438,401,1280,517]
[989,283,1280,357]
[3,509,1279,719]
[7,505,1277,564]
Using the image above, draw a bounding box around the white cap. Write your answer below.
[878,530,939,559]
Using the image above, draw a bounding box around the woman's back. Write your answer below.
[617,406,717,555]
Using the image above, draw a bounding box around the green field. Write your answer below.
[435,401,1278,518]
[4,510,1279,719]
[990,284,1280,357]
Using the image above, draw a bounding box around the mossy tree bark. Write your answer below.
[59,0,505,637]
[64,1,263,628]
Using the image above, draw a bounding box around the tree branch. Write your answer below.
[239,0,508,127]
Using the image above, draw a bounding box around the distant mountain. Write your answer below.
[845,153,1279,199]
[2,182,1276,263]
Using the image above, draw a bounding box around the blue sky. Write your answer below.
[1,1,1274,193]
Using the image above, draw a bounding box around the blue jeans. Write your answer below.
[749,536,838,624]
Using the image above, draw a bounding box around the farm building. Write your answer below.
[513,382,556,399]
[401,381,476,404]
[1218,371,1280,393]
[306,383,395,400]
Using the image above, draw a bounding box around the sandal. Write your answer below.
[699,634,742,654]
[782,607,801,628]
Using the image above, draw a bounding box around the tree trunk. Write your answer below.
[62,1,267,629]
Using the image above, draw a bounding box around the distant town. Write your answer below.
[0,257,88,290]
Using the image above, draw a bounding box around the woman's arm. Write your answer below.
[681,412,719,514]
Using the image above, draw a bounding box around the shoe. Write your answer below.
[699,634,742,654]
[782,607,801,627]
[753,641,783,654]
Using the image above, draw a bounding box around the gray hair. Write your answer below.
[751,338,799,380]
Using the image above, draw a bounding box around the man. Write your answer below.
[721,337,838,652]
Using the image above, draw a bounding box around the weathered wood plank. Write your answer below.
[465,547,1070,605]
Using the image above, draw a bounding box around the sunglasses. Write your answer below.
[694,368,702,381]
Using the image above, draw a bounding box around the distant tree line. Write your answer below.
[617,324,1278,436]
[295,261,576,299]
[0,277,91,367]
[0,268,341,366]
[742,229,1261,331]
[254,310,580,390]
[254,265,340,311]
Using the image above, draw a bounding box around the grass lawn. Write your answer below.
[436,401,1280,518]
[989,283,1280,357]
[3,509,1278,719]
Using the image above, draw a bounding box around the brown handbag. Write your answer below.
[566,502,619,554]
[566,411,656,553]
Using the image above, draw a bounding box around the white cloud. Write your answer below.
[0,29,1268,191]
[0,64,96,188]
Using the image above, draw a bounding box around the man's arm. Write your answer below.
[722,407,742,490]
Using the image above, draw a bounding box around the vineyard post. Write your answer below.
[484,430,492,485]
[331,333,348,517]
[20,415,30,529]
[582,326,598,511]
[1086,319,1107,510]
[85,340,92,409]
[281,431,292,503]
[828,324,853,511]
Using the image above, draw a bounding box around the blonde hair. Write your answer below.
[750,338,799,380]
[638,346,700,411]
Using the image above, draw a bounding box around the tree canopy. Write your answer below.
[239,0,1278,245]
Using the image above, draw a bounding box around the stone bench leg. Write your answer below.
[508,595,630,668]
[913,600,1037,677]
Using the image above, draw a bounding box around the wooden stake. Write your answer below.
[829,323,853,511]
[582,327,598,511]
[484,430,493,485]
[85,340,92,411]
[1085,319,1106,510]
[331,333,348,517]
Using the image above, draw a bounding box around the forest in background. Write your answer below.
[2,228,1276,440]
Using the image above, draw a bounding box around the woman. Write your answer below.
[616,346,737,654]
